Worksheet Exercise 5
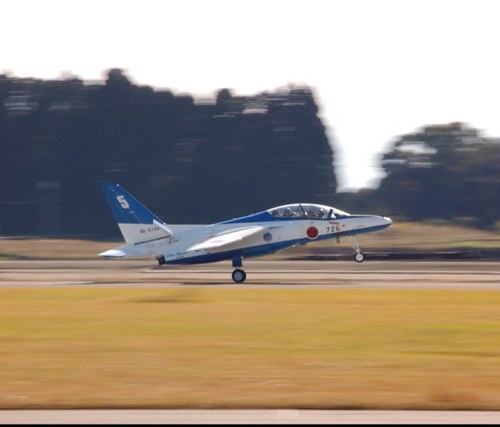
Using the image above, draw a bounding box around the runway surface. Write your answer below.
[2,409,500,424]
[0,259,499,289]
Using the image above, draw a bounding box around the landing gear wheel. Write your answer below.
[354,251,365,263]
[232,268,247,283]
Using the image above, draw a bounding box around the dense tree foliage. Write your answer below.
[1,70,497,238]
[376,122,500,228]
[0,70,337,237]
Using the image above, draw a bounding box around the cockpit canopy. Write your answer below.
[268,203,350,219]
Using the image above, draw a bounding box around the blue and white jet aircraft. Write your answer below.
[99,183,393,283]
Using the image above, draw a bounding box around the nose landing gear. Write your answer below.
[351,235,365,263]
[354,251,365,263]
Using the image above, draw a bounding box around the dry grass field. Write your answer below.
[1,222,500,410]
[1,286,500,410]
[0,238,114,260]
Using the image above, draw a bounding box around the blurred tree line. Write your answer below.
[1,70,498,238]
[0,69,336,237]
[339,122,500,229]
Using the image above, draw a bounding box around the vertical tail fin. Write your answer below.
[101,183,177,245]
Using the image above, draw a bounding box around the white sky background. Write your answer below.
[2,0,500,191]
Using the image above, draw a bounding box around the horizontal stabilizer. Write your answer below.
[98,244,155,258]
[98,249,127,258]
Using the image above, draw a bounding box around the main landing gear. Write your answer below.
[232,256,247,283]
[232,268,247,283]
[351,235,365,263]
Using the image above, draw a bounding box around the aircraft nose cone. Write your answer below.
[383,216,393,224]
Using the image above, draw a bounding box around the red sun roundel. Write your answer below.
[307,226,319,239]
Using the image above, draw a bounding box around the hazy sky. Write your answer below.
[2,0,500,191]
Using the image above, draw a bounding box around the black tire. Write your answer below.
[232,268,247,283]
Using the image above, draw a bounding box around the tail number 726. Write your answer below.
[326,224,341,233]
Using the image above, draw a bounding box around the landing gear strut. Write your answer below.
[351,235,365,263]
[232,256,246,283]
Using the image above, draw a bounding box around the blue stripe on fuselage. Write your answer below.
[166,240,295,265]
[164,222,390,265]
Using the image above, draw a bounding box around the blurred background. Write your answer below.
[0,69,498,240]
[1,0,499,241]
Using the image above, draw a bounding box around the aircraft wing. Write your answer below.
[187,225,272,253]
